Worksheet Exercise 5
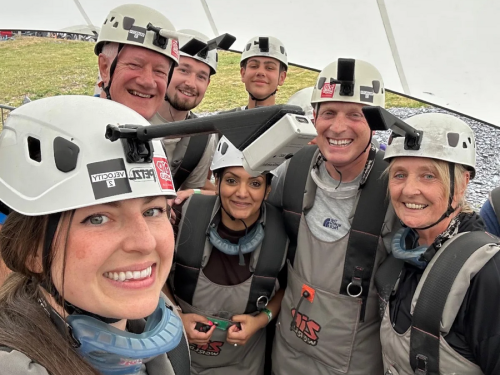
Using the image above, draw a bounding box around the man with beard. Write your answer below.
[150,30,217,191]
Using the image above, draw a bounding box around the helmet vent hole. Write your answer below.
[27,136,41,162]
[468,137,472,144]
[221,143,228,155]
[113,22,119,28]
[110,17,115,22]
[462,141,468,149]
[372,80,381,94]
[447,133,459,147]
[104,19,108,25]
[246,43,251,51]
[280,46,285,54]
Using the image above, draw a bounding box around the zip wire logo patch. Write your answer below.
[153,157,174,191]
[190,341,224,356]
[321,83,336,98]
[171,39,179,60]
[291,308,321,346]
[87,158,131,199]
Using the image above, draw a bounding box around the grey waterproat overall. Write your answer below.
[172,195,288,375]
[272,145,398,375]
[377,231,499,375]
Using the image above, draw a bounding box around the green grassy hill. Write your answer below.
[0,37,424,119]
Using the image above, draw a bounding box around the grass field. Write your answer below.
[0,37,425,125]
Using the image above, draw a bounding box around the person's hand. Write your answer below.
[174,189,195,206]
[226,314,268,346]
[179,313,216,345]
[308,137,317,145]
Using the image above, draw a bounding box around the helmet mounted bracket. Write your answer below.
[363,106,424,150]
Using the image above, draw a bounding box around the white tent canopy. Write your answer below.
[1,0,499,126]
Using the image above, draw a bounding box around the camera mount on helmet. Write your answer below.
[146,23,207,56]
[256,37,270,52]
[106,105,317,175]
[362,106,423,151]
[197,33,236,59]
[317,58,356,97]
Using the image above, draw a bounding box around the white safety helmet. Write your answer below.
[178,29,217,75]
[240,36,288,70]
[311,58,385,108]
[95,4,179,65]
[0,96,176,216]
[211,136,244,172]
[384,113,476,178]
[287,87,314,120]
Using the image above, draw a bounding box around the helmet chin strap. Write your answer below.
[413,163,457,231]
[41,212,120,324]
[320,126,373,189]
[247,89,277,105]
[102,43,125,101]
[103,44,175,103]
[218,180,248,266]
[217,173,270,265]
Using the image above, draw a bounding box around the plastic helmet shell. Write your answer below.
[287,87,314,120]
[0,95,176,216]
[95,4,179,65]
[384,113,476,179]
[178,29,217,75]
[311,59,385,108]
[240,36,288,69]
[211,136,244,172]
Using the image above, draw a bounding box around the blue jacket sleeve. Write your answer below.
[0,212,7,225]
[479,200,500,237]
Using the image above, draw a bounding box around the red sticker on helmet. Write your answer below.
[153,157,174,191]
[171,39,179,60]
[321,83,336,98]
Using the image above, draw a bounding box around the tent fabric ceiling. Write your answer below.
[1,0,499,126]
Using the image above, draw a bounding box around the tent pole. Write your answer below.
[72,0,99,36]
[377,0,411,95]
[199,0,220,36]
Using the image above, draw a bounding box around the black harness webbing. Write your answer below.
[374,254,405,318]
[339,150,389,321]
[244,202,287,314]
[173,195,217,305]
[282,145,318,266]
[282,148,389,321]
[173,195,287,314]
[489,186,500,227]
[409,231,496,375]
[173,134,209,189]
[166,333,190,375]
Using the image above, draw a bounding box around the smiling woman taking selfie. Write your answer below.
[167,136,288,375]
[0,96,189,375]
[374,112,500,375]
